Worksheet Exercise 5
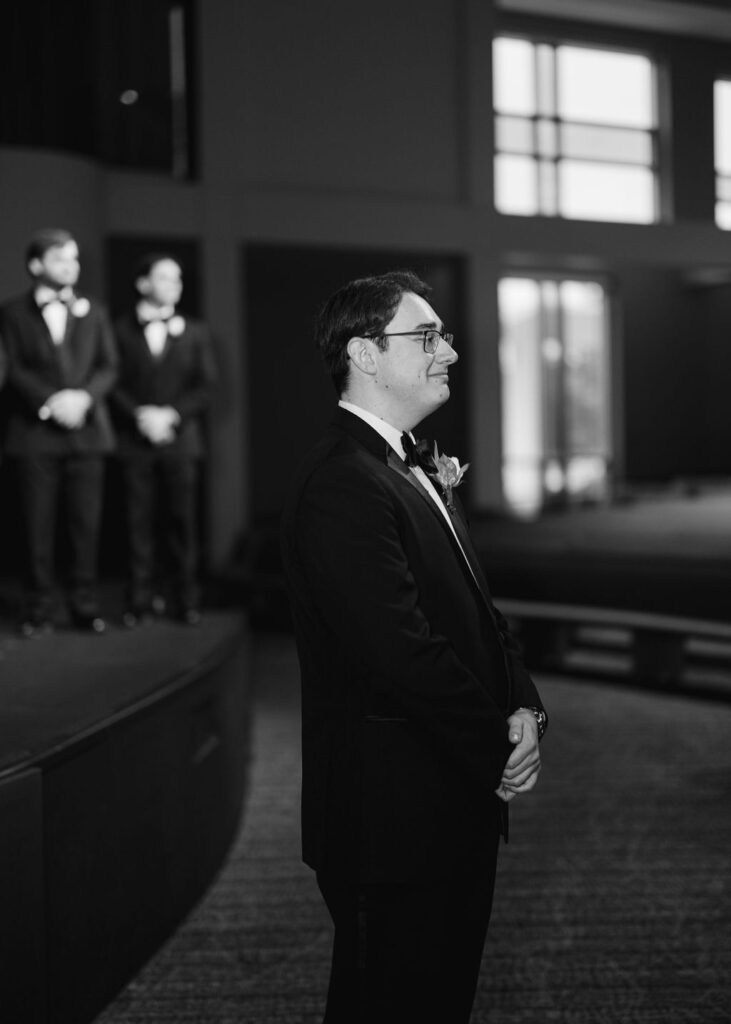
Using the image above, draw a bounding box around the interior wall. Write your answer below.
[199,0,463,198]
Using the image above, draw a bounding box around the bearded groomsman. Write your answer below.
[110,253,217,627]
[0,228,117,636]
[281,270,547,1023]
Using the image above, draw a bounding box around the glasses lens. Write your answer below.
[424,330,440,353]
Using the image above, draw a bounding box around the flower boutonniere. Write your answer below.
[70,296,90,318]
[167,315,185,337]
[430,443,470,512]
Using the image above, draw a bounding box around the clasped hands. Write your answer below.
[136,405,180,445]
[42,389,92,429]
[495,709,542,803]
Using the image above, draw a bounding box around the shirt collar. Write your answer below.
[338,399,410,461]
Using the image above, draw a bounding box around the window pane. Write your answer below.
[566,456,608,500]
[714,80,731,174]
[561,281,609,455]
[493,38,536,115]
[557,46,655,128]
[538,159,558,215]
[499,278,543,515]
[717,176,731,202]
[561,123,653,165]
[559,161,655,222]
[495,115,534,154]
[495,154,539,214]
[536,44,555,116]
[499,276,611,514]
[715,200,731,230]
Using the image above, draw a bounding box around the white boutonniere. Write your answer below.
[70,296,90,318]
[167,315,185,337]
[430,444,470,512]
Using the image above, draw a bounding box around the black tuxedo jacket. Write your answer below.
[110,312,217,457]
[281,409,545,885]
[0,291,117,455]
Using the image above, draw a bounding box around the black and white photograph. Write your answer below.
[0,1,730,1022]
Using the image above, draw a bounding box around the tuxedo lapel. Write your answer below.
[334,410,493,605]
[443,500,495,603]
[385,448,495,611]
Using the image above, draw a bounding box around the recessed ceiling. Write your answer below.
[496,0,731,42]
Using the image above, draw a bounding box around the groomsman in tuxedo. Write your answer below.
[0,228,117,636]
[110,253,216,626]
[281,270,547,1023]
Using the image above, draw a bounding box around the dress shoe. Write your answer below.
[122,604,153,628]
[70,610,107,634]
[18,614,54,639]
[176,607,202,627]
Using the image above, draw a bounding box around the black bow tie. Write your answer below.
[38,288,74,309]
[401,432,437,473]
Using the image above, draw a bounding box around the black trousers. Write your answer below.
[317,839,499,1024]
[15,454,104,615]
[121,453,200,610]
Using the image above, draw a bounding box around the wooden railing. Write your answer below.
[497,598,731,700]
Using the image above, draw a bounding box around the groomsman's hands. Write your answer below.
[136,405,180,445]
[44,389,92,429]
[495,709,541,803]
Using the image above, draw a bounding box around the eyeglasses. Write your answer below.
[374,327,455,354]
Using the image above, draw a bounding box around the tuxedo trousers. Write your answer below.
[317,837,499,1024]
[120,453,200,609]
[15,454,104,614]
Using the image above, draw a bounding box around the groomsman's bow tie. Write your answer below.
[138,307,174,325]
[37,286,74,308]
[401,432,437,473]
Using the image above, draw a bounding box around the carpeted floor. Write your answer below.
[94,632,731,1024]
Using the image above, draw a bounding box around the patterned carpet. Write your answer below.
[94,633,731,1024]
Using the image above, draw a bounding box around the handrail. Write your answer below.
[495,597,731,641]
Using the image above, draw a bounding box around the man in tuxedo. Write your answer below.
[0,228,117,636]
[281,270,547,1023]
[110,253,216,626]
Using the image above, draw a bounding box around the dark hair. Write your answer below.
[25,228,75,267]
[133,251,183,285]
[316,269,431,395]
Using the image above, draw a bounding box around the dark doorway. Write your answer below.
[244,244,469,524]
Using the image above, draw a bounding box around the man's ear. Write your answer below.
[135,276,152,296]
[28,257,43,278]
[347,336,377,376]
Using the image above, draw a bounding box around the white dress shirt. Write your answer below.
[137,301,174,356]
[35,285,71,345]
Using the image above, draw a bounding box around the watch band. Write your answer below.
[520,705,547,740]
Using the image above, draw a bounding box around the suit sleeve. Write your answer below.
[83,306,118,402]
[172,323,217,421]
[1,315,54,411]
[290,456,515,795]
[108,321,140,420]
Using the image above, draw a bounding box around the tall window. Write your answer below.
[499,277,611,516]
[714,79,731,229]
[493,37,658,223]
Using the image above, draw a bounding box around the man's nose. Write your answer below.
[438,339,458,364]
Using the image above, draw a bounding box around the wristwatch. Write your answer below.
[519,706,547,740]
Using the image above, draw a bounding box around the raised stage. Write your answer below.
[0,607,251,1024]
